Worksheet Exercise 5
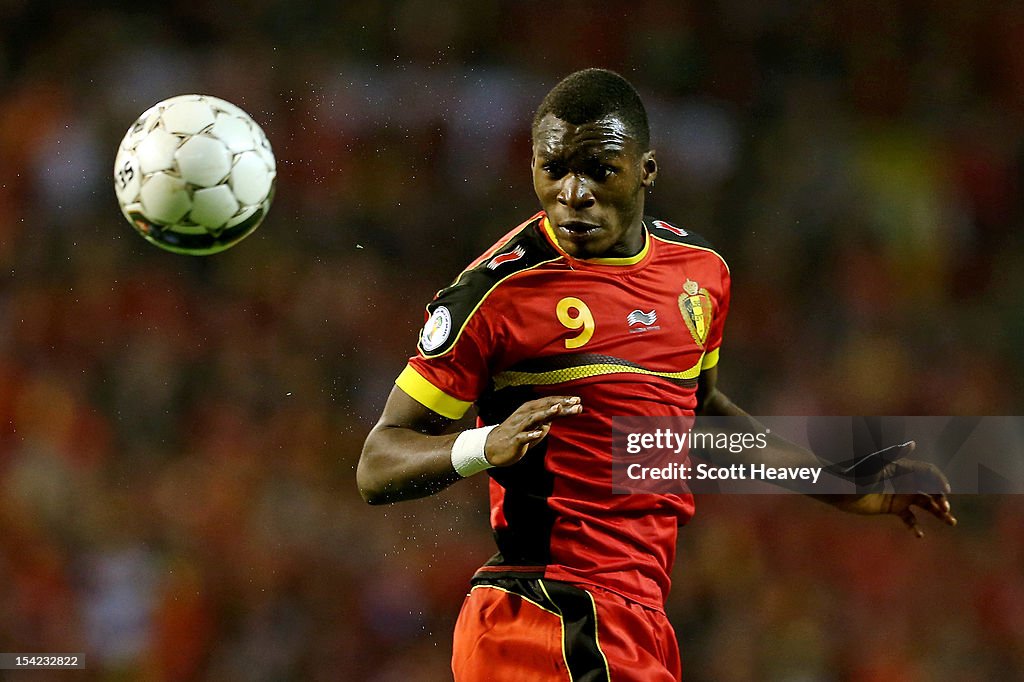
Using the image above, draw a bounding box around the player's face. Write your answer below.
[532,114,656,259]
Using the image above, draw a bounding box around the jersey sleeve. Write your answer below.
[394,262,506,420]
[394,214,556,419]
[398,317,494,420]
[701,258,731,371]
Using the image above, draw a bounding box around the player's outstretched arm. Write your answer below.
[808,441,957,537]
[357,387,581,505]
[696,367,956,536]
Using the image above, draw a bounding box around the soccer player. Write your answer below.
[357,69,956,681]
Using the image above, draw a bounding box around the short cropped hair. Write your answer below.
[532,68,650,150]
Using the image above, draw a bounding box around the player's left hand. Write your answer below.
[823,441,958,538]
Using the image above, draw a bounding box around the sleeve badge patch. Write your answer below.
[420,306,453,352]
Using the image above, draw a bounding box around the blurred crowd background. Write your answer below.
[1,1,1022,680]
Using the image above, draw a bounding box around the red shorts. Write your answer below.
[451,574,681,681]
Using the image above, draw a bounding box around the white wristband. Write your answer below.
[451,425,497,477]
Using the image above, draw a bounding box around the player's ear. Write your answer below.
[641,150,658,188]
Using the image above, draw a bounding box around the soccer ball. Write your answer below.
[114,94,276,255]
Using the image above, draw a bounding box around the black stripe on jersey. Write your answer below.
[497,352,700,389]
[469,574,611,682]
[489,448,557,566]
[646,216,723,254]
[477,385,558,566]
[418,216,561,358]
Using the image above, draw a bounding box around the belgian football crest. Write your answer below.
[678,279,712,347]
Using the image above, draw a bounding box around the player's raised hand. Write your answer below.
[485,396,582,467]
[824,441,958,537]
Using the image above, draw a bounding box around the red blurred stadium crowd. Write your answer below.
[1,1,1022,679]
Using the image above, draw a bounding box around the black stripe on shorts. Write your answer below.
[472,574,610,682]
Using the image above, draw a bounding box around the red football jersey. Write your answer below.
[397,212,730,610]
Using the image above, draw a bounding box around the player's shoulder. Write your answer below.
[646,216,728,270]
[441,212,561,300]
[418,213,560,357]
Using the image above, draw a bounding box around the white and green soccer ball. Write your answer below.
[114,94,276,255]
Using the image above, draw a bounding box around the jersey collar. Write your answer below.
[541,215,650,267]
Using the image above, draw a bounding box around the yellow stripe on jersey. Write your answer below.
[395,365,473,420]
[701,346,720,370]
[492,356,705,392]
